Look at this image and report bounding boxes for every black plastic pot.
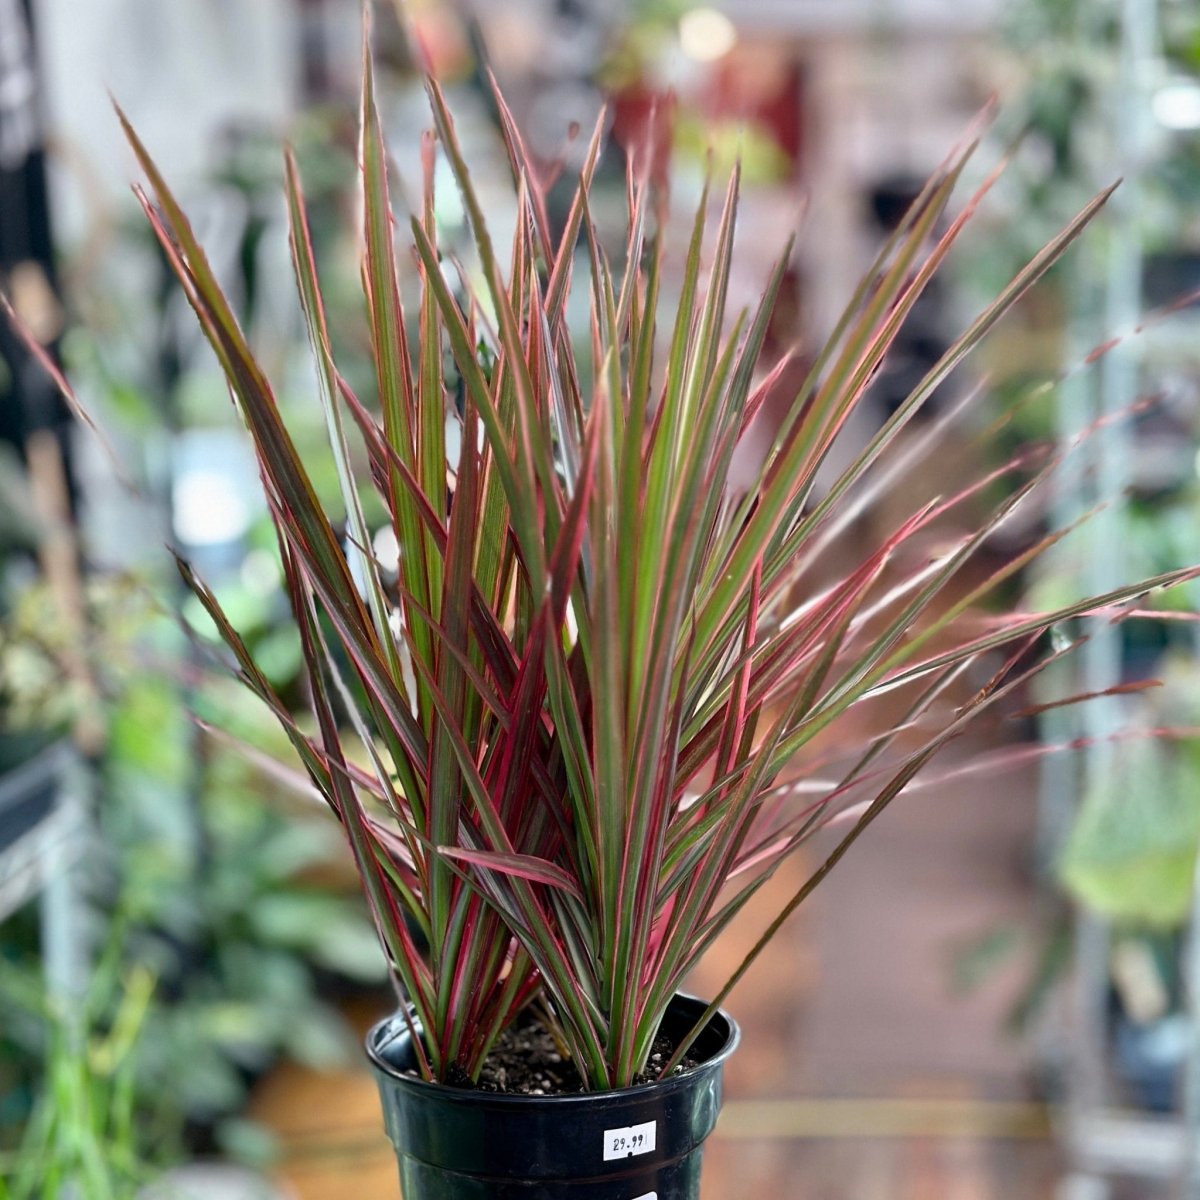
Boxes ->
[366,993,739,1199]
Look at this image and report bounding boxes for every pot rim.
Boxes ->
[364,992,740,1107]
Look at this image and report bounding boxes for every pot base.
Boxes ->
[366,994,739,1199]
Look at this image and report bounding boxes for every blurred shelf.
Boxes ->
[0,743,73,917]
[0,741,89,996]
[1062,1109,1187,1181]
[714,0,1000,34]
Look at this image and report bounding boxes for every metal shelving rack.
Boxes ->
[0,742,89,1000]
[1040,0,1200,1194]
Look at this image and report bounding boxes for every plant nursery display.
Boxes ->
[105,35,1196,1200]
[0,578,388,1178]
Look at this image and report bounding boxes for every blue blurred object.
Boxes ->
[1113,1011,1190,1113]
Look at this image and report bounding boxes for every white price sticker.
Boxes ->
[602,1119,657,1161]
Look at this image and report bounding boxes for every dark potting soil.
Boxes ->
[437,1010,700,1096]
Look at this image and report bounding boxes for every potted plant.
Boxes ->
[101,37,1195,1200]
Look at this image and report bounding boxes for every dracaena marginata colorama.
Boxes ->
[120,51,1196,1089]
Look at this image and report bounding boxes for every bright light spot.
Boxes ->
[240,548,281,595]
[679,8,737,63]
[173,470,250,546]
[1154,82,1200,131]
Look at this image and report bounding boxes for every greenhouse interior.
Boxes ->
[3,0,1200,1197]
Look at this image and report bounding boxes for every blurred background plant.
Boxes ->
[0,950,156,1199]
[0,562,389,1170]
[0,30,389,1174]
[942,0,1200,1150]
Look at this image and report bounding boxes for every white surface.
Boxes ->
[34,0,295,245]
[138,1164,293,1200]
[715,0,1000,34]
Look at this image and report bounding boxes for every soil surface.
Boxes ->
[439,1009,700,1095]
